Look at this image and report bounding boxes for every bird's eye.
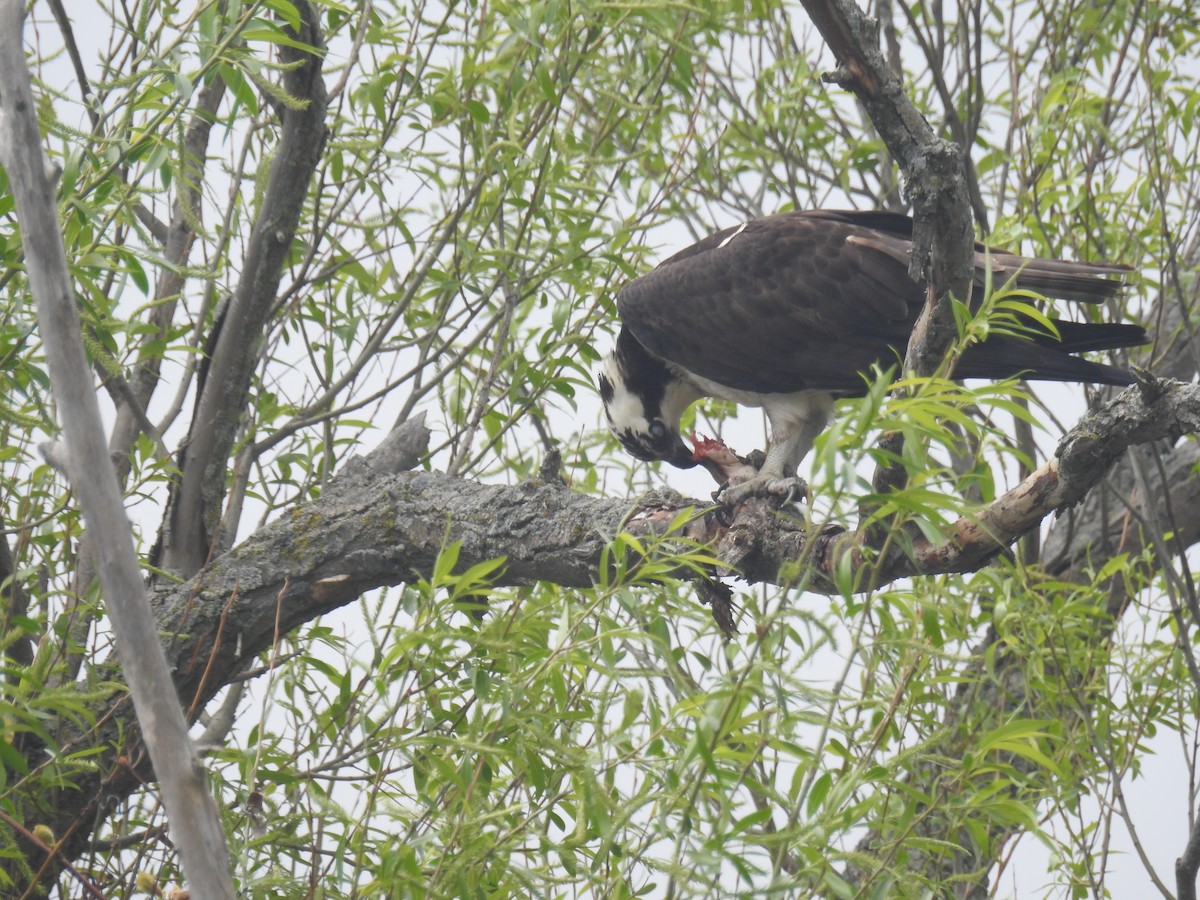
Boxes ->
[648,420,668,440]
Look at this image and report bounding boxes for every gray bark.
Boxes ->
[160,0,329,579]
[0,3,235,897]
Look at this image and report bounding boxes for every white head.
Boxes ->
[598,330,702,469]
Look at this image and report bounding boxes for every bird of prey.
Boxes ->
[599,209,1147,502]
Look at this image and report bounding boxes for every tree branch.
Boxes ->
[22,361,1200,883]
[0,3,235,896]
[124,383,1200,704]
[162,0,329,578]
[797,0,975,503]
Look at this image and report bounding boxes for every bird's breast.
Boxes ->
[675,365,835,427]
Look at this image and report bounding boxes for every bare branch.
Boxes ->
[797,0,975,502]
[162,0,329,578]
[0,4,235,897]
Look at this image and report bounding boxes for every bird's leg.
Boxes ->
[717,441,808,505]
[716,412,828,507]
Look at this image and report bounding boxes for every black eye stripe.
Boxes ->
[617,429,655,461]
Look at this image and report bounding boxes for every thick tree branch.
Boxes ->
[120,380,1200,711]
[162,0,328,578]
[23,369,1200,883]
[0,4,235,897]
[1041,224,1198,578]
[797,0,975,502]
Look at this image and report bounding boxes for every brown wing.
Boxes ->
[616,210,923,394]
[618,209,1143,393]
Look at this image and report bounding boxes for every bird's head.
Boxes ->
[598,330,701,470]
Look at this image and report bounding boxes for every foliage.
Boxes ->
[0,0,1195,897]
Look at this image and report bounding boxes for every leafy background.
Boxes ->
[0,0,1194,896]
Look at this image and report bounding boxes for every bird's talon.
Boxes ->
[717,475,808,508]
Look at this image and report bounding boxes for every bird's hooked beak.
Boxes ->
[667,433,699,469]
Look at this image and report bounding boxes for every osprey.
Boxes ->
[599,209,1147,502]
